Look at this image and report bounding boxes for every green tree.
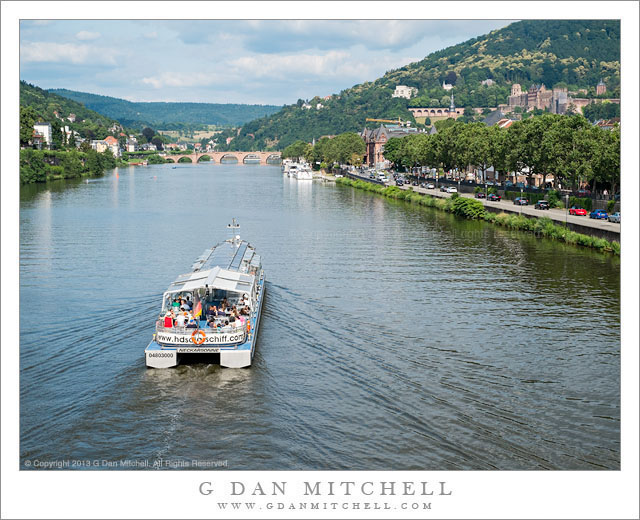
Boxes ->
[142,127,155,143]
[20,106,38,147]
[282,140,308,160]
[542,115,593,190]
[151,136,164,151]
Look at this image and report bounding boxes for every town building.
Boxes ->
[67,113,76,123]
[596,79,607,96]
[126,138,138,152]
[392,85,418,99]
[90,140,108,153]
[103,135,120,157]
[481,79,495,86]
[360,124,421,168]
[442,81,453,91]
[33,122,52,147]
[595,118,620,130]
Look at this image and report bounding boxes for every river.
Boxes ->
[19,163,620,470]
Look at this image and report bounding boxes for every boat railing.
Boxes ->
[155,321,247,335]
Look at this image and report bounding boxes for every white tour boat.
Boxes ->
[288,162,313,180]
[145,220,265,368]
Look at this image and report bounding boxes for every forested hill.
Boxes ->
[49,89,282,129]
[215,19,620,151]
[20,81,124,140]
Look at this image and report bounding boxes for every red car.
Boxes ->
[568,206,587,216]
[487,193,502,202]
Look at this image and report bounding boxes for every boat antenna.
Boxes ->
[227,218,241,243]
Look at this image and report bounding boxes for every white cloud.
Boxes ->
[76,31,101,41]
[141,72,226,89]
[144,31,157,39]
[21,41,115,65]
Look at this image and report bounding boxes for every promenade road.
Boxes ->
[347,173,621,237]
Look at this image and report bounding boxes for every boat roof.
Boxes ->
[165,239,259,295]
[166,265,254,295]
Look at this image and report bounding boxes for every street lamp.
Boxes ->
[519,187,523,215]
[565,194,569,227]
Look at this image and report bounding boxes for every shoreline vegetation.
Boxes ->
[336,177,620,255]
[20,148,124,184]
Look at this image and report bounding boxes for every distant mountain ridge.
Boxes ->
[213,19,620,151]
[49,89,282,128]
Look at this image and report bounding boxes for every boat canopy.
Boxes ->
[165,266,255,296]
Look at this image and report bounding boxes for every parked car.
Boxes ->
[568,206,587,216]
[577,188,591,197]
[446,187,458,193]
[475,192,486,199]
[513,197,528,205]
[590,209,608,219]
[440,185,448,192]
[487,193,502,202]
[426,183,435,189]
[334,174,344,178]
[396,180,404,186]
[412,181,419,186]
[534,200,550,210]
[608,212,620,223]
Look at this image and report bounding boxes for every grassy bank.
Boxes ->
[337,177,620,255]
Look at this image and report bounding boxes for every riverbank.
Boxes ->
[20,148,118,184]
[336,176,620,255]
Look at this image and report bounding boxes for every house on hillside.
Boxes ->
[595,118,620,130]
[482,110,506,126]
[91,140,108,153]
[103,135,120,157]
[33,122,52,148]
[392,85,418,99]
[126,138,139,152]
[67,113,76,123]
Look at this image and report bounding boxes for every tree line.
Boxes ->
[20,148,117,184]
[282,132,366,169]
[383,114,620,194]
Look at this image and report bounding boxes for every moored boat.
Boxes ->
[145,219,265,368]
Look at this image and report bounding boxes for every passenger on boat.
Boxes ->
[186,316,197,329]
[221,320,232,332]
[240,306,249,316]
[175,312,187,327]
[171,298,180,310]
[163,311,174,328]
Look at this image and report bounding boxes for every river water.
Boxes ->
[19,163,620,470]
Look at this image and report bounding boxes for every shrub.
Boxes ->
[547,190,560,207]
[607,200,616,213]
[452,197,486,219]
[568,196,592,211]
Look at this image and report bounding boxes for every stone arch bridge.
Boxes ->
[163,151,281,164]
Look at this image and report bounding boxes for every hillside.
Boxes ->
[20,81,124,141]
[49,89,282,129]
[215,19,620,151]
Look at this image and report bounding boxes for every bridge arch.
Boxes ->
[197,154,212,163]
[266,154,282,165]
[177,156,193,163]
[219,154,239,164]
[242,153,261,164]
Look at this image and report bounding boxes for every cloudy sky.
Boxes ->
[20,20,514,106]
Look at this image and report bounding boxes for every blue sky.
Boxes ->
[20,20,514,105]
